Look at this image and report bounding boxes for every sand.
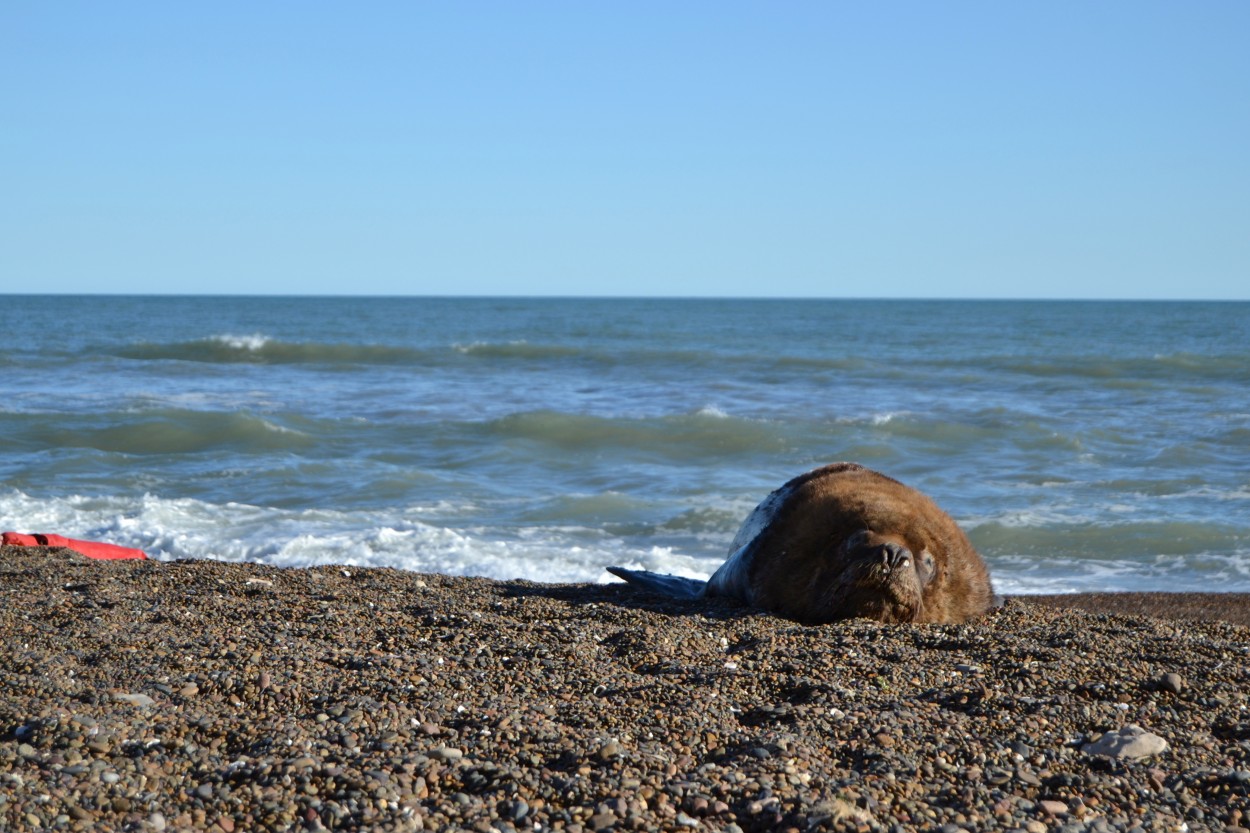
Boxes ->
[2,545,1248,832]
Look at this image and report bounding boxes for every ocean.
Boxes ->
[2,295,1247,595]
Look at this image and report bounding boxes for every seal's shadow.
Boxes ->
[499,580,753,622]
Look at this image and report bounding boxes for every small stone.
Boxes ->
[112,692,157,708]
[675,811,699,827]
[1016,768,1041,786]
[17,743,37,758]
[430,747,464,762]
[150,813,167,831]
[1025,821,1047,833]
[747,797,778,815]
[179,683,200,697]
[1083,725,1169,760]
[1039,800,1068,815]
[598,740,624,761]
[1157,672,1184,694]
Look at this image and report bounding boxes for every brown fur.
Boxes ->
[705,463,995,624]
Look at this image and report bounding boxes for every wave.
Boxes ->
[989,549,1250,595]
[968,518,1244,560]
[932,352,1250,385]
[114,335,430,366]
[0,490,712,585]
[836,408,1086,454]
[452,341,587,361]
[103,334,895,375]
[11,409,313,456]
[104,333,1249,391]
[518,492,655,525]
[479,409,794,457]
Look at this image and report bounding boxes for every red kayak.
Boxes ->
[2,532,148,560]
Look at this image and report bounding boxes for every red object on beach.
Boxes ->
[2,532,148,560]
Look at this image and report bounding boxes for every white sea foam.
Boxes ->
[960,507,1083,529]
[0,490,722,585]
[990,549,1250,595]
[452,340,530,355]
[210,333,271,351]
[830,411,910,427]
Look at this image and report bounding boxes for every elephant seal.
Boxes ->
[608,462,996,624]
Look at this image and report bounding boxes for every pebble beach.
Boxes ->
[3,546,1249,833]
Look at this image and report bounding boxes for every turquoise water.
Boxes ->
[2,295,1248,593]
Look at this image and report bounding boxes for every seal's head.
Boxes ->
[703,462,996,625]
[828,529,935,623]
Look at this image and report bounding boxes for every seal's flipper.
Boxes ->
[606,566,706,600]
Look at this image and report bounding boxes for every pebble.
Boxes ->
[1157,672,1184,694]
[429,747,464,762]
[111,692,157,707]
[1082,725,1169,759]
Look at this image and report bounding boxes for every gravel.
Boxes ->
[3,546,1249,832]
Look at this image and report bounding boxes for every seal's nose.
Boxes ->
[876,542,911,572]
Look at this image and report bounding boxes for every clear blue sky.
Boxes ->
[4,2,1248,299]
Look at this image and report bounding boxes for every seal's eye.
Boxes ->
[845,529,873,551]
[916,549,936,584]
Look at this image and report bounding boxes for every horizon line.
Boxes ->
[3,292,1247,303]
